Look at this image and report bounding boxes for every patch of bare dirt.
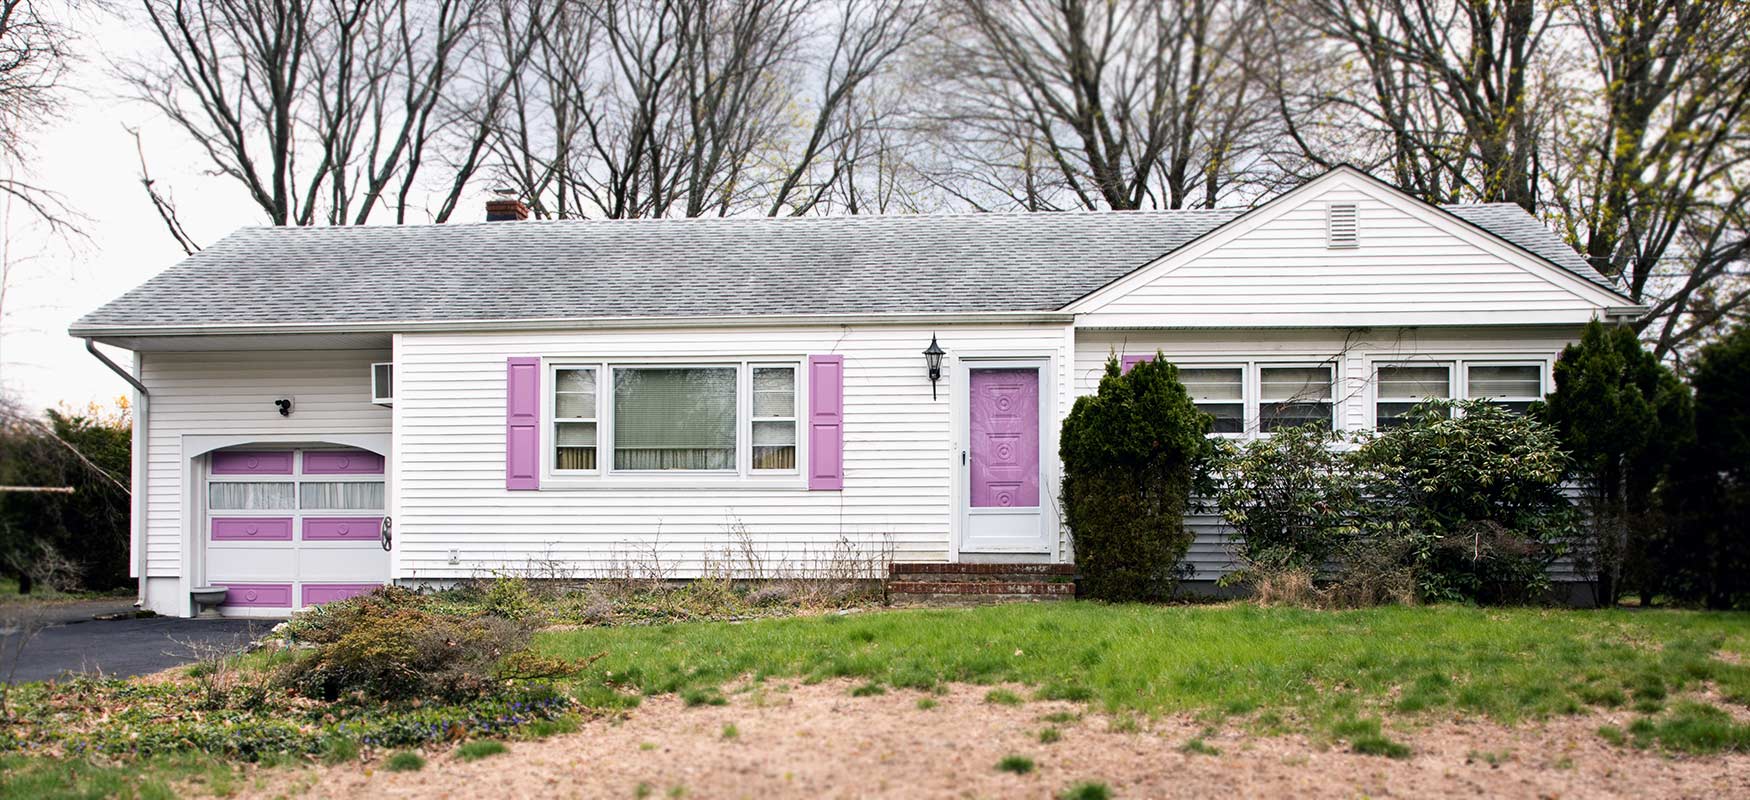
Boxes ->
[240,680,1750,799]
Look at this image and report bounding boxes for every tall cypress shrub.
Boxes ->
[1059,354,1213,601]
[1543,320,1692,603]
[1671,325,1750,608]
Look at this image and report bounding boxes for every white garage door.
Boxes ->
[204,447,390,615]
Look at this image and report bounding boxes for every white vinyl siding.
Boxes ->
[1072,176,1620,328]
[138,349,392,579]
[395,323,1073,577]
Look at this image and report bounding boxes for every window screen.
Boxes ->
[1179,367,1244,434]
[1467,364,1542,414]
[1376,365,1451,427]
[1260,366,1334,432]
[613,367,737,470]
[751,366,797,471]
[554,368,598,470]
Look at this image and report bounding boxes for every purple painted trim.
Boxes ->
[211,450,293,475]
[807,355,844,491]
[211,517,294,541]
[506,357,541,490]
[1120,355,1151,373]
[302,517,383,541]
[301,583,383,606]
[217,583,293,608]
[303,449,385,475]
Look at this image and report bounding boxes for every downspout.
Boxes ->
[84,339,149,609]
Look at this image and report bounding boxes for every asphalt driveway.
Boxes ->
[2,600,272,684]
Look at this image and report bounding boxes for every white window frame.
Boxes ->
[1462,361,1546,411]
[1174,363,1248,439]
[551,366,601,475]
[1256,362,1338,434]
[1143,357,1342,438]
[1364,357,1551,428]
[542,358,806,487]
[748,363,800,474]
[1371,361,1456,428]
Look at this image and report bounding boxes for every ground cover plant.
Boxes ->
[537,602,1750,754]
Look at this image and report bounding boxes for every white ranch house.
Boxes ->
[72,167,1638,618]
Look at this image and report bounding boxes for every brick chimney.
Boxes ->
[486,189,529,221]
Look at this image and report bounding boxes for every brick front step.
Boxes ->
[886,581,1076,597]
[889,562,1075,577]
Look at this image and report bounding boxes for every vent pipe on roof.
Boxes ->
[486,188,529,221]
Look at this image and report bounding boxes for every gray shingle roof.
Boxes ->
[1443,203,1617,291]
[71,202,1617,334]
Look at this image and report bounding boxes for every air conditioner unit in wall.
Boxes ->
[371,362,394,406]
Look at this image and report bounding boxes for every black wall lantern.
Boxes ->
[923,334,946,400]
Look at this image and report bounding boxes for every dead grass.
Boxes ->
[234,679,1750,800]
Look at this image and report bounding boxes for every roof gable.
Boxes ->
[1065,167,1633,328]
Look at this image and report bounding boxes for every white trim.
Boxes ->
[1360,355,1554,428]
[179,433,391,617]
[952,353,1058,558]
[540,358,808,489]
[75,311,1078,340]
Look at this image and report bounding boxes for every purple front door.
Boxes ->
[969,368,1041,508]
[964,365,1047,552]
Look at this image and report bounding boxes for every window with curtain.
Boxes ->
[1260,365,1334,432]
[299,482,386,510]
[1178,367,1244,433]
[752,366,797,470]
[209,482,295,510]
[1375,364,1452,428]
[613,367,737,470]
[554,368,598,471]
[1466,364,1542,414]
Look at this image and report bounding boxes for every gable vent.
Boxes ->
[1326,202,1360,248]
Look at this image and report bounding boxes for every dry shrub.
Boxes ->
[1249,566,1316,607]
[278,587,539,703]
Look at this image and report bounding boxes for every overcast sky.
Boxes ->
[0,8,263,414]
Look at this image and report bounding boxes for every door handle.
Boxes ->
[961,450,967,465]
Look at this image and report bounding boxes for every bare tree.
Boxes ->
[124,0,534,228]
[927,0,1276,212]
[1278,0,1558,211]
[490,0,924,219]
[1547,0,1750,359]
[0,0,85,234]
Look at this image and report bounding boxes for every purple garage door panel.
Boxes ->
[303,449,385,475]
[211,450,294,475]
[968,368,1040,508]
[302,583,383,606]
[211,517,294,541]
[219,583,294,607]
[303,517,383,541]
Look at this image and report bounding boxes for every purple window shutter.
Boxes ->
[506,357,541,491]
[808,355,844,490]
[1121,355,1149,373]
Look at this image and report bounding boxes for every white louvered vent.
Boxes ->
[1326,202,1360,248]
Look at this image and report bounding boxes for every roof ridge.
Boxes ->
[227,206,1247,233]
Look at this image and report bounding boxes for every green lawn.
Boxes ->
[538,603,1750,749]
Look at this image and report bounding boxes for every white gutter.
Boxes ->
[84,339,149,609]
[68,310,1077,340]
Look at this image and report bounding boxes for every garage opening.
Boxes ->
[203,447,389,615]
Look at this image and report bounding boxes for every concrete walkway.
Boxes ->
[2,600,272,684]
